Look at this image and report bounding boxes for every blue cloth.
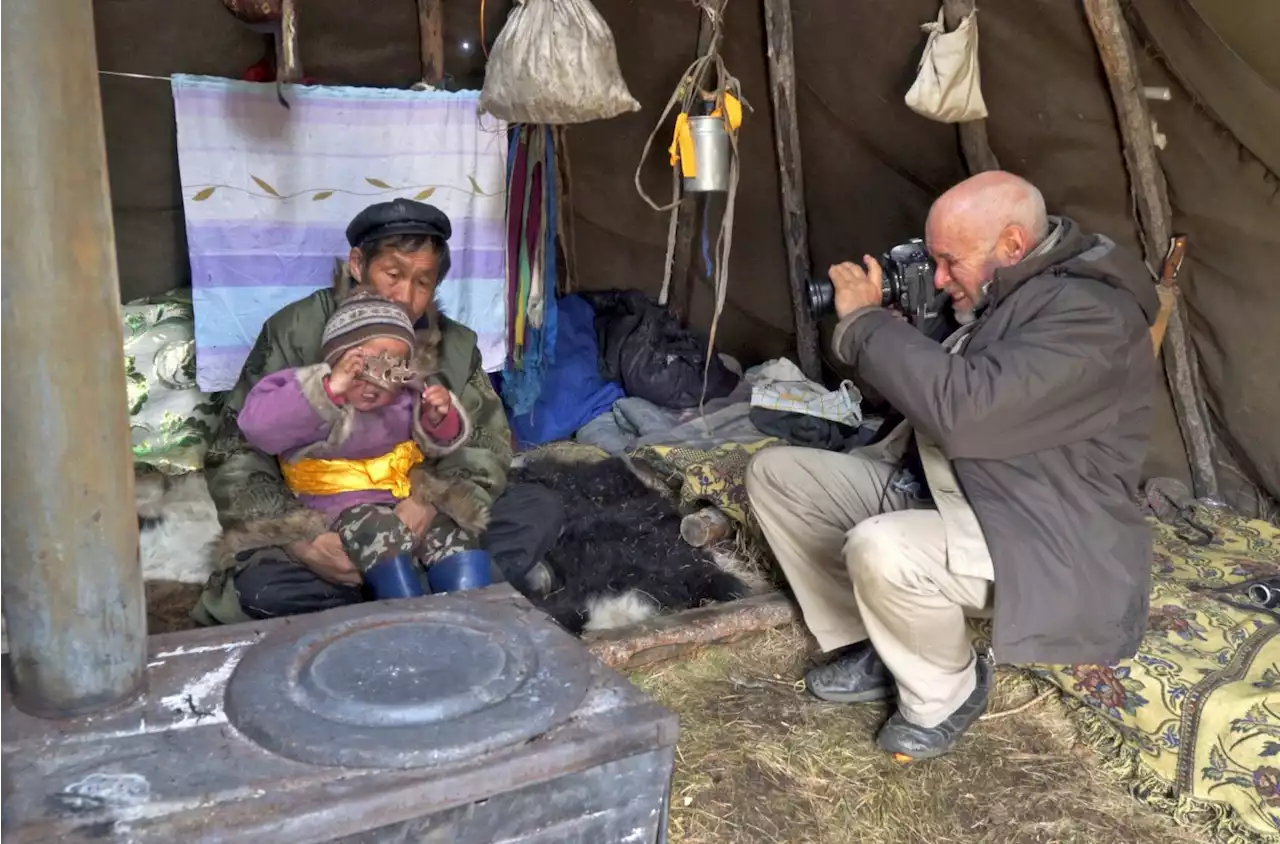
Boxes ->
[509,295,624,446]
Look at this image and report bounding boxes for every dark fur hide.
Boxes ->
[511,457,749,633]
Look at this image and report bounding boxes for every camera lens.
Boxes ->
[880,254,901,309]
[805,276,836,317]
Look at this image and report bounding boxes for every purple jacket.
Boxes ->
[238,363,468,525]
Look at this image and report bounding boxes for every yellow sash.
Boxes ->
[281,441,424,499]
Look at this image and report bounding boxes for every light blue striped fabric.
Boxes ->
[172,75,509,391]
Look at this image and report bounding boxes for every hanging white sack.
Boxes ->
[904,8,988,123]
[479,0,641,125]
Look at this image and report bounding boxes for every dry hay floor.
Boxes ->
[631,624,1211,844]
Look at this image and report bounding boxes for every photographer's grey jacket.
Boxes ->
[832,217,1160,665]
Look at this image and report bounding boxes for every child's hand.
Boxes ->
[421,384,453,426]
[327,348,366,395]
[394,497,436,539]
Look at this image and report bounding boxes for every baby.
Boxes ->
[236,291,488,587]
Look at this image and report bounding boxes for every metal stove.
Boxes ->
[2,586,678,843]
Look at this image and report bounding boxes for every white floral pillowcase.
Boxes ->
[124,289,218,474]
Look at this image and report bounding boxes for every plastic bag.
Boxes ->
[582,290,739,410]
[750,379,863,427]
[479,0,641,125]
[904,8,988,124]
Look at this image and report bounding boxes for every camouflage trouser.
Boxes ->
[332,503,479,573]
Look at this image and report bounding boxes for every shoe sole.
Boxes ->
[883,745,955,763]
[808,686,895,704]
[876,659,993,760]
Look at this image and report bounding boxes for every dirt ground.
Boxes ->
[631,624,1210,844]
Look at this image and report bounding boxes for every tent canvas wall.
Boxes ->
[93,0,1278,511]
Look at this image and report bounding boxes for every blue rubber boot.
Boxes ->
[427,549,494,594]
[364,553,426,600]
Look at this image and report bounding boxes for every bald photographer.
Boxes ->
[746,171,1160,761]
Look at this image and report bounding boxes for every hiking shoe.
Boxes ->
[805,641,895,703]
[875,655,992,761]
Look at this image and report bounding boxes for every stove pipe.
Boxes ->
[2,0,148,718]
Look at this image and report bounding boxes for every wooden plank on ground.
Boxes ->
[585,592,799,670]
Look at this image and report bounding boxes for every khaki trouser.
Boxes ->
[746,446,994,727]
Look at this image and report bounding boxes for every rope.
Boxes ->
[631,0,746,411]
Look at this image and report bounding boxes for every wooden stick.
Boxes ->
[1082,0,1220,501]
[278,0,301,83]
[417,0,444,87]
[1149,285,1175,354]
[585,592,798,669]
[1149,234,1186,354]
[668,10,717,323]
[762,0,823,382]
[941,0,999,174]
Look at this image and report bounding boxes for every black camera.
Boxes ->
[806,238,943,331]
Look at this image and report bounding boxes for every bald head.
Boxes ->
[929,171,1048,244]
[925,171,1050,312]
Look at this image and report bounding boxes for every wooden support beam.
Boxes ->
[667,12,717,323]
[585,592,799,670]
[279,0,301,82]
[762,0,823,382]
[941,0,999,174]
[417,0,444,87]
[1082,0,1220,501]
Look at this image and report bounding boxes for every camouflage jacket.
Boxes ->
[203,286,513,561]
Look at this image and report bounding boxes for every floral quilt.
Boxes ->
[125,289,218,475]
[631,438,784,524]
[1037,508,1280,841]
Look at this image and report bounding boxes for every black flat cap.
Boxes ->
[345,199,452,247]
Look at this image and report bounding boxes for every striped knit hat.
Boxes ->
[321,292,416,366]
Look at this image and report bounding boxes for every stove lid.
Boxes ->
[224,595,591,769]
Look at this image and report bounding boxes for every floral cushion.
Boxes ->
[1036,508,1280,840]
[125,290,218,474]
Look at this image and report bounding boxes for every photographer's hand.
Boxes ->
[829,256,884,318]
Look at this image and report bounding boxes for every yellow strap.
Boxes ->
[281,440,425,499]
[669,112,698,179]
[710,92,743,131]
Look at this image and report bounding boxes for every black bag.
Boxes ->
[581,290,739,409]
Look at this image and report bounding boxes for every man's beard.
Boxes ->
[956,252,1008,317]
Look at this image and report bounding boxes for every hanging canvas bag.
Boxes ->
[479,0,641,125]
[904,8,988,123]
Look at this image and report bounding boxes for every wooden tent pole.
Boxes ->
[417,0,444,87]
[1082,0,1220,501]
[668,10,718,324]
[942,0,999,174]
[762,0,822,381]
[279,0,301,83]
